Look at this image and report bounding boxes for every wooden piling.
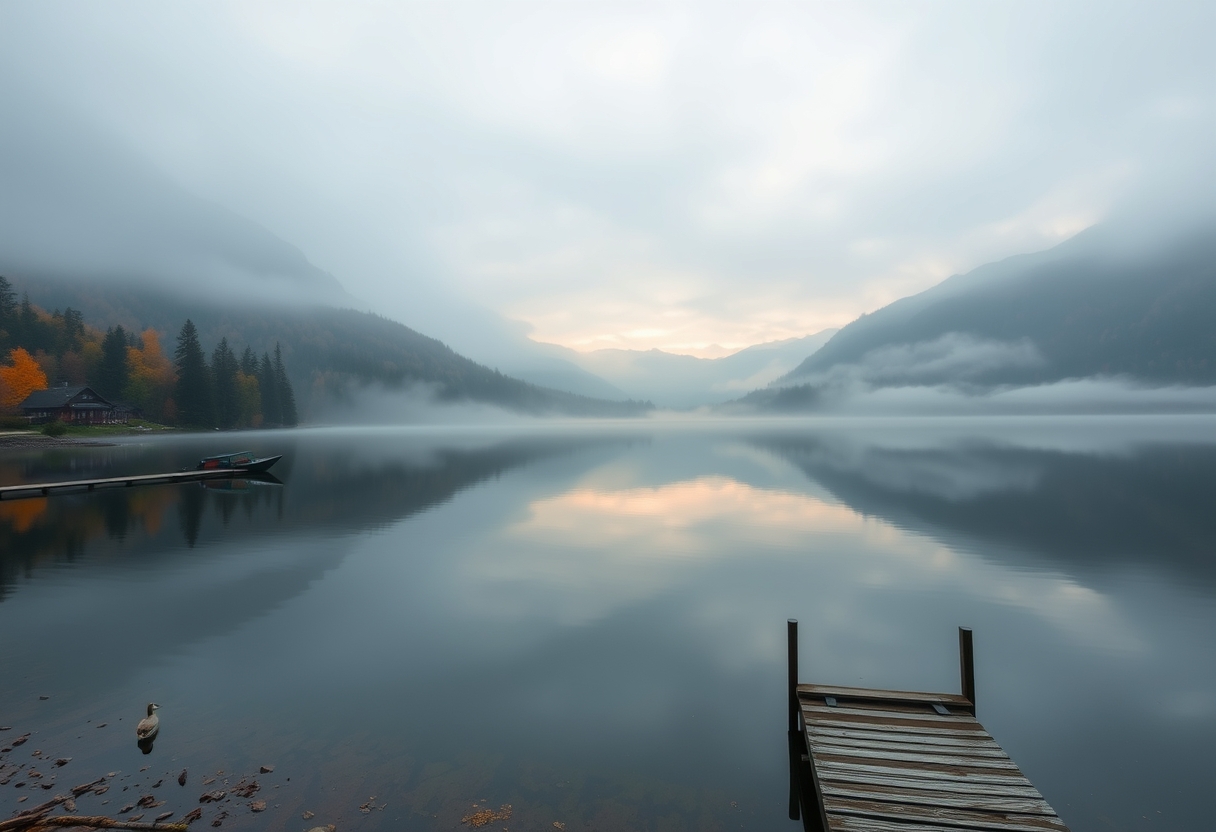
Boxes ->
[959,626,975,716]
[788,619,799,734]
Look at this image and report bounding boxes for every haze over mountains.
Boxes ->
[0,105,655,419]
[5,88,1216,419]
[745,220,1216,413]
[0,93,834,416]
[556,331,837,409]
[0,99,350,310]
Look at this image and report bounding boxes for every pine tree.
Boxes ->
[273,343,298,426]
[211,337,240,430]
[0,276,15,320]
[258,352,282,427]
[0,276,16,350]
[97,325,130,399]
[174,319,214,427]
[240,346,258,376]
[61,308,85,352]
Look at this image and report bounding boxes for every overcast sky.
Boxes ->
[1,1,1214,357]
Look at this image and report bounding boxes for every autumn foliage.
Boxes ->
[0,348,49,412]
[125,329,177,422]
[0,275,298,427]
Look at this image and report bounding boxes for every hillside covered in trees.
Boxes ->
[0,276,297,428]
[3,275,653,421]
[779,224,1216,390]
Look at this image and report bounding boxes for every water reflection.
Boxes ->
[0,423,1213,831]
[0,433,622,600]
[757,431,1216,586]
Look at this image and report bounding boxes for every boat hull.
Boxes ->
[196,454,283,473]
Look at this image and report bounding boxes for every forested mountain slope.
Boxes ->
[7,275,652,418]
[781,224,1216,388]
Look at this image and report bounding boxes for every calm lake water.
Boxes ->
[2,418,1215,831]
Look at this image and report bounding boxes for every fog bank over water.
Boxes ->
[742,377,1216,417]
[309,383,535,426]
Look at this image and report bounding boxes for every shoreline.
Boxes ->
[0,432,116,449]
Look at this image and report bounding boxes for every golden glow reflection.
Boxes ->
[512,475,875,555]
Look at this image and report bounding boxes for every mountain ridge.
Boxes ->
[552,330,838,408]
[775,223,1216,392]
[5,273,654,419]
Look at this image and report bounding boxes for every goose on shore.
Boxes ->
[136,704,160,740]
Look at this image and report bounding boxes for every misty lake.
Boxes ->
[2,418,1215,832]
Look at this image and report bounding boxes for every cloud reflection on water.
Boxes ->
[475,470,1144,660]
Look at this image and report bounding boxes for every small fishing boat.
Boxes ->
[195,451,282,473]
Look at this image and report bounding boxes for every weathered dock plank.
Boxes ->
[816,770,1045,800]
[813,758,1036,788]
[810,741,1019,766]
[786,621,1069,832]
[810,726,1003,750]
[818,783,1055,815]
[810,733,1007,757]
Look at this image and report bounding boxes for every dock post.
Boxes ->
[959,626,975,716]
[787,618,801,823]
[788,619,799,733]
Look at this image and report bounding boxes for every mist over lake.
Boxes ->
[3,4,1216,829]
[2,418,1213,831]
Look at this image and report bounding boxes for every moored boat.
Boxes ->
[196,451,283,473]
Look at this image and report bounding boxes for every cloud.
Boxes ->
[803,333,1046,388]
[452,472,1146,658]
[761,376,1216,417]
[0,2,1214,359]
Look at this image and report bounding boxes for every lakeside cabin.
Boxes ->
[19,384,122,425]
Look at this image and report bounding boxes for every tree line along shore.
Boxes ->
[0,276,296,430]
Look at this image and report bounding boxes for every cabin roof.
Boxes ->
[20,386,114,410]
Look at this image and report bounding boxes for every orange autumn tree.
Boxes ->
[0,348,49,412]
[125,329,176,421]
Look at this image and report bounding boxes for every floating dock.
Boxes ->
[0,468,269,501]
[787,622,1069,832]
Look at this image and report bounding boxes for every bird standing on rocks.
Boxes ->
[136,704,160,740]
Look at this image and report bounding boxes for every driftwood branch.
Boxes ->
[3,796,71,825]
[70,781,107,798]
[9,817,186,832]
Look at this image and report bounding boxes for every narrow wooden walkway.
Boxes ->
[0,468,262,501]
[787,623,1069,832]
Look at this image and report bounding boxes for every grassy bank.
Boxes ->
[0,419,178,439]
[57,419,177,437]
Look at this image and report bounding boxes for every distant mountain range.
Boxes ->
[743,223,1216,410]
[535,331,837,409]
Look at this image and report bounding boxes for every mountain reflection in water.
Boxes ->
[0,421,1213,832]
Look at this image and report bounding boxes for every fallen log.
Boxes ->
[8,817,187,832]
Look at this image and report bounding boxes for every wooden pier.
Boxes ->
[787,621,1069,832]
[0,468,269,501]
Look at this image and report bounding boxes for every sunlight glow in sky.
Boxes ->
[1,2,1213,358]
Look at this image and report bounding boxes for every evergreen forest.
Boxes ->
[0,275,297,428]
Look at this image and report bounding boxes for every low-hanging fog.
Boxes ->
[1,1,1215,414]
